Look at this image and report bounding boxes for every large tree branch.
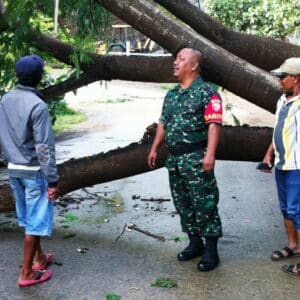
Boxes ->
[97,0,281,113]
[0,125,272,212]
[41,56,174,100]
[154,0,300,71]
[26,29,174,99]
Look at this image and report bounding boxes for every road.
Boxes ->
[0,80,298,300]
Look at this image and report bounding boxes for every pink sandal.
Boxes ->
[18,269,52,287]
[32,253,54,271]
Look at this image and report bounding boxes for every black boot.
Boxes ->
[197,237,219,272]
[177,234,204,261]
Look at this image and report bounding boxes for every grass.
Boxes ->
[49,99,86,133]
[53,111,86,133]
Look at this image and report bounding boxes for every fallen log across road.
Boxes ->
[0,125,273,212]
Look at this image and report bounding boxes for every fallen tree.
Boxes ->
[97,0,280,113]
[0,8,282,112]
[154,0,300,71]
[0,125,272,212]
[29,28,281,113]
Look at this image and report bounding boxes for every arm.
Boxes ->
[32,103,60,199]
[147,122,165,169]
[202,123,221,172]
[259,143,274,173]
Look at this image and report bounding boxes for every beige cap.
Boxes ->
[271,57,300,77]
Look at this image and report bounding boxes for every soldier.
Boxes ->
[147,47,223,271]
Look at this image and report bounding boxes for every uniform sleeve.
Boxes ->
[204,93,223,124]
[158,92,170,125]
[31,102,59,185]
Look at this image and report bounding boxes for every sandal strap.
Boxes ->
[282,246,295,256]
[272,250,284,258]
[272,246,295,259]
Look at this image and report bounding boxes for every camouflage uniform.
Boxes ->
[159,77,222,237]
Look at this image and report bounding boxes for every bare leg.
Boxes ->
[34,237,46,265]
[19,235,40,280]
[271,219,299,259]
[284,219,298,250]
[291,230,300,273]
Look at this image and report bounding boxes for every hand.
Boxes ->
[47,186,60,201]
[257,160,273,173]
[202,153,215,172]
[147,149,157,169]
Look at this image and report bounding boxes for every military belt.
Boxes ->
[168,141,207,156]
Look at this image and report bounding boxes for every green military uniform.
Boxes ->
[159,77,222,237]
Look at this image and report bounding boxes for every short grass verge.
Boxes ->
[53,109,86,133]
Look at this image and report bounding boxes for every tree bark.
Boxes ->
[154,0,300,71]
[19,26,280,113]
[31,30,281,113]
[41,56,175,100]
[0,125,272,212]
[27,29,174,98]
[97,0,281,113]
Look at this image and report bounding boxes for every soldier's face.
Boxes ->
[173,49,195,81]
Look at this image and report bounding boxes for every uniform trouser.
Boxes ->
[167,152,222,238]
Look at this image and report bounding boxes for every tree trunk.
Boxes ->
[0,125,272,212]
[25,26,280,113]
[97,0,280,113]
[41,56,175,100]
[154,0,300,71]
[31,29,281,113]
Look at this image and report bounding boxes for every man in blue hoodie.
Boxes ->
[0,55,59,286]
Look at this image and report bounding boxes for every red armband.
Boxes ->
[204,94,222,124]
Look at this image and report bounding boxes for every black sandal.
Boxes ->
[271,246,300,261]
[282,263,300,276]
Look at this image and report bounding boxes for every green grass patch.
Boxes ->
[49,100,86,133]
[151,277,177,288]
[53,111,86,133]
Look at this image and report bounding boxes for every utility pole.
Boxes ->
[54,0,59,34]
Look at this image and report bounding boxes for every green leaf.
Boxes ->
[106,292,121,300]
[151,278,178,288]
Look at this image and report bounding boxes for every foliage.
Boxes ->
[106,292,121,300]
[203,0,300,38]
[151,278,178,288]
[0,0,112,92]
[61,213,80,223]
[59,0,112,40]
